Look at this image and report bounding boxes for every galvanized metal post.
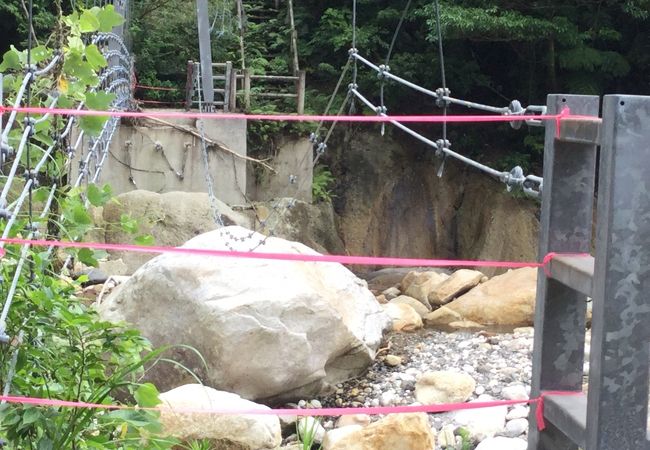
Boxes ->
[528,94,600,450]
[224,61,233,112]
[244,69,251,110]
[586,95,650,449]
[196,0,215,111]
[296,70,306,115]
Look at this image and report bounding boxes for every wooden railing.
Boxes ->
[185,60,306,114]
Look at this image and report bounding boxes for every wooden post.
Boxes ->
[229,69,238,111]
[287,0,299,75]
[236,0,246,70]
[244,69,251,111]
[184,60,195,110]
[196,0,215,111]
[224,61,233,112]
[296,70,306,115]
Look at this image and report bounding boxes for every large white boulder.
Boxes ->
[158,384,281,449]
[98,226,391,403]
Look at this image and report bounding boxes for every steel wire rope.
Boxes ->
[195,67,225,228]
[434,0,448,177]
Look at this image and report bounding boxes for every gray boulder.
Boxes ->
[98,226,390,403]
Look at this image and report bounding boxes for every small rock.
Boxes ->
[437,424,456,447]
[475,386,486,396]
[415,371,476,404]
[403,271,449,307]
[382,303,423,331]
[428,269,484,306]
[449,320,485,330]
[375,294,388,304]
[336,414,371,428]
[322,425,363,449]
[502,385,529,400]
[503,418,528,437]
[506,405,529,420]
[384,354,403,367]
[423,306,463,327]
[475,436,527,450]
[390,295,431,316]
[324,413,436,450]
[380,390,396,406]
[381,286,401,300]
[452,397,507,441]
[309,399,322,409]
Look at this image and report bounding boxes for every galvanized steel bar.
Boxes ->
[528,94,600,450]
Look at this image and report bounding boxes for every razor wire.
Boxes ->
[0,2,134,400]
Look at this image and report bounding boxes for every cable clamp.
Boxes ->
[378,64,391,79]
[523,175,543,198]
[502,166,525,192]
[347,83,358,92]
[435,88,451,108]
[434,139,450,157]
[316,142,327,154]
[289,174,298,184]
[0,208,11,220]
[507,100,525,130]
[309,132,318,143]
[348,48,358,58]
[24,170,39,186]
[25,222,39,233]
[375,105,387,115]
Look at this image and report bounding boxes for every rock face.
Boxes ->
[324,413,435,450]
[103,190,251,273]
[158,384,281,449]
[427,269,484,306]
[98,226,391,403]
[415,371,476,404]
[435,268,537,326]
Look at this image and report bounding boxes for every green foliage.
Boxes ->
[312,166,335,203]
[297,417,323,450]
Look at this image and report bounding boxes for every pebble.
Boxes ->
[319,328,535,449]
[503,418,529,437]
[384,354,402,366]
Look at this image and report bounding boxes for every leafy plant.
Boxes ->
[312,165,335,203]
[296,416,323,450]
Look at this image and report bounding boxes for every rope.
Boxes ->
[434,0,448,177]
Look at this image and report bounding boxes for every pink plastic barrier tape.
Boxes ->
[0,104,593,124]
[0,236,563,269]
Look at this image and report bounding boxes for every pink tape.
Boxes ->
[0,105,567,123]
[0,393,534,417]
[0,237,540,268]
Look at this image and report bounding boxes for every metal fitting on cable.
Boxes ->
[523,175,543,198]
[66,146,75,158]
[378,64,391,79]
[289,174,297,184]
[347,83,358,92]
[502,166,525,192]
[316,142,327,155]
[78,160,87,171]
[309,132,318,143]
[434,139,450,158]
[507,100,525,130]
[0,209,10,220]
[24,169,39,187]
[348,48,358,58]
[435,87,451,108]
[375,105,387,115]
[25,222,39,234]
[154,141,163,152]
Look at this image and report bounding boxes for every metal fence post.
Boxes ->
[224,61,233,112]
[296,70,306,115]
[528,94,600,450]
[586,95,650,449]
[196,0,215,111]
[244,69,251,110]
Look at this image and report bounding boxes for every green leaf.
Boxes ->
[79,10,100,33]
[62,52,98,86]
[78,116,109,137]
[85,91,116,110]
[97,5,125,32]
[77,248,98,267]
[85,44,107,71]
[86,183,112,207]
[21,407,41,425]
[0,48,22,72]
[73,204,92,225]
[134,235,155,246]
[134,383,161,408]
[30,45,51,65]
[120,214,138,234]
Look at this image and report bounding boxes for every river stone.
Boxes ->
[427,269,484,306]
[423,306,463,327]
[325,413,435,450]
[415,371,476,404]
[158,384,281,449]
[389,295,430,316]
[444,267,537,325]
[475,436,527,450]
[402,271,449,307]
[452,396,508,441]
[98,226,391,403]
[382,303,423,332]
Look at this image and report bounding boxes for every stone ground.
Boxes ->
[290,327,536,449]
